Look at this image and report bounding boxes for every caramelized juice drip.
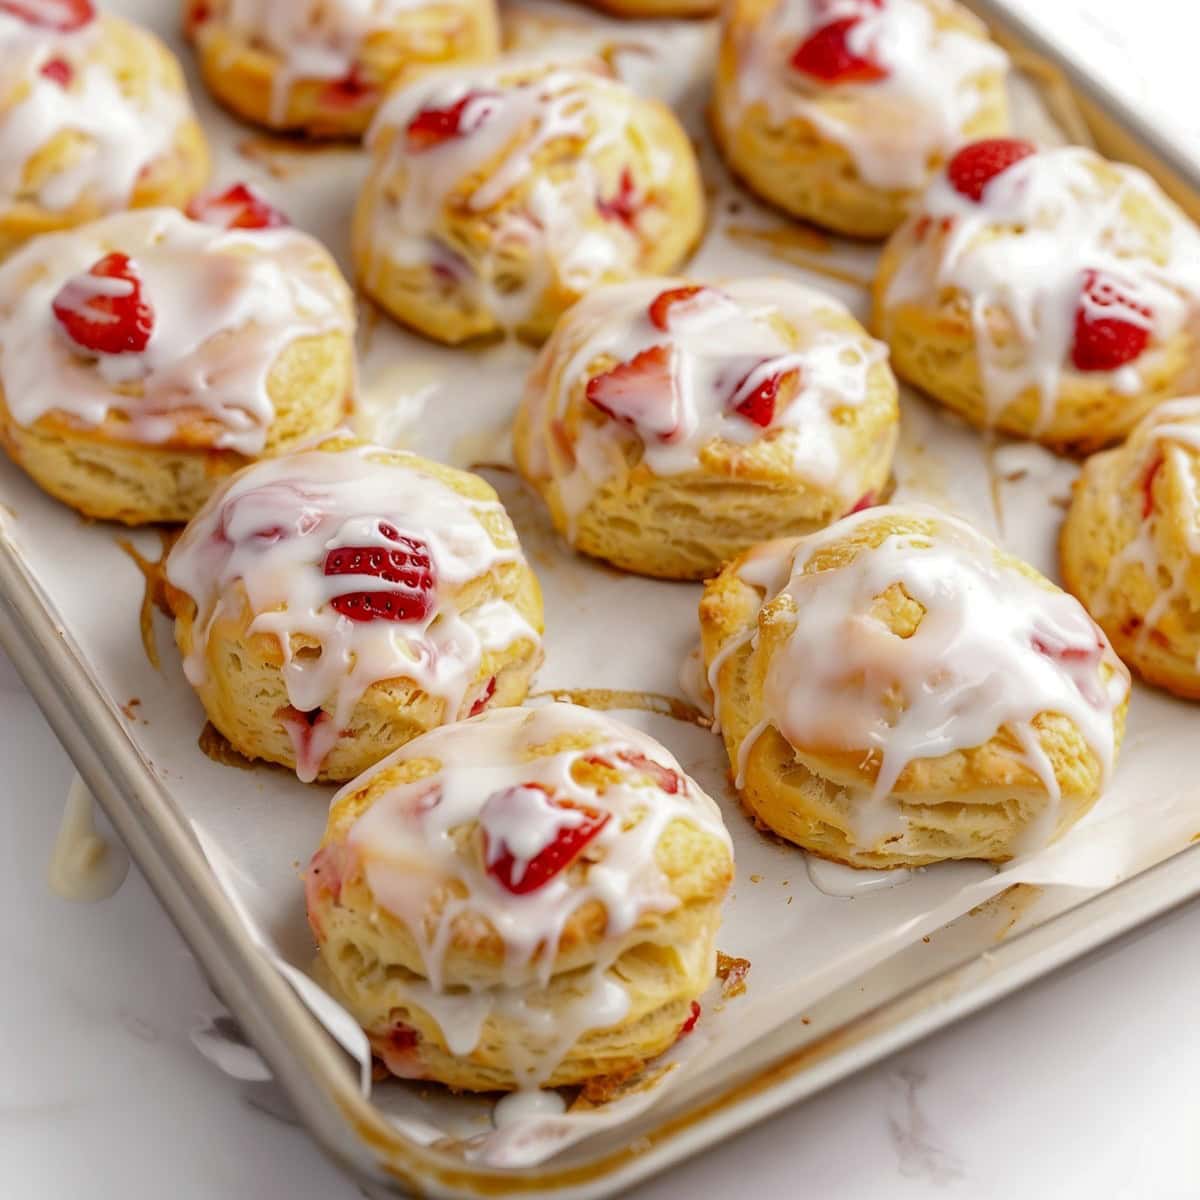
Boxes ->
[236,135,359,181]
[724,224,872,290]
[716,951,751,999]
[197,722,259,771]
[116,529,179,670]
[529,687,710,729]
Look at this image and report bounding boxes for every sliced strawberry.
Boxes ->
[946,138,1036,202]
[320,65,378,111]
[39,58,72,86]
[482,786,610,895]
[405,90,499,153]
[52,252,154,356]
[187,182,290,231]
[468,676,496,717]
[323,524,435,623]
[387,1022,419,1052]
[597,167,641,229]
[849,491,876,514]
[585,344,680,441]
[1141,455,1164,519]
[790,17,888,84]
[1070,269,1153,372]
[0,0,94,30]
[678,1000,701,1038]
[305,843,347,908]
[648,285,715,332]
[728,365,799,428]
[617,750,682,794]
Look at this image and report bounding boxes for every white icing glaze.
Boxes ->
[492,1087,566,1129]
[523,277,888,528]
[804,853,911,896]
[165,442,538,781]
[1100,397,1200,661]
[215,0,429,124]
[885,147,1200,430]
[363,61,659,329]
[726,0,1007,190]
[709,506,1129,850]
[0,208,351,453]
[47,773,129,903]
[0,14,190,212]
[340,702,730,1087]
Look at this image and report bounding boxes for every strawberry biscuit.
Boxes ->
[306,703,733,1091]
[514,276,898,579]
[0,2,209,257]
[873,142,1200,451]
[164,436,544,783]
[0,199,354,523]
[712,0,1009,238]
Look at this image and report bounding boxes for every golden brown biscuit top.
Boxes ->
[0,206,352,452]
[165,438,539,781]
[723,0,1007,190]
[707,506,1129,839]
[311,702,732,977]
[0,9,192,211]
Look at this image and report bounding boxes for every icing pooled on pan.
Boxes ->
[315,703,730,1085]
[0,7,191,212]
[712,507,1129,849]
[884,143,1200,431]
[1097,397,1200,657]
[728,0,1007,190]
[362,60,667,329]
[192,0,432,125]
[166,442,539,782]
[0,207,351,453]
[522,277,888,526]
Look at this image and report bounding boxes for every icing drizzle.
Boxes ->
[725,0,1008,191]
[331,702,730,1086]
[165,442,539,781]
[0,14,191,212]
[521,277,888,527]
[885,146,1200,430]
[0,208,352,453]
[710,506,1129,850]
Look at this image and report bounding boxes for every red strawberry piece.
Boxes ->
[946,137,1036,202]
[468,675,496,717]
[187,182,290,231]
[728,365,799,428]
[617,750,682,794]
[790,17,888,84]
[648,285,715,332]
[678,1000,701,1038]
[52,252,154,356]
[483,786,610,895]
[849,491,876,514]
[0,0,94,30]
[1071,269,1153,372]
[405,90,499,153]
[1141,455,1164,519]
[39,58,72,86]
[320,64,378,111]
[597,167,640,229]
[388,1023,419,1052]
[585,344,680,441]
[323,524,436,623]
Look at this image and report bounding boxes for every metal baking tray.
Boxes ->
[2,1,1198,1195]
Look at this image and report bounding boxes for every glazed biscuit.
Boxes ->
[183,0,499,139]
[0,5,209,257]
[1061,397,1200,699]
[0,202,355,524]
[353,57,704,345]
[514,277,899,579]
[305,703,733,1092]
[164,436,545,784]
[711,0,1009,238]
[874,142,1200,453]
[699,506,1131,868]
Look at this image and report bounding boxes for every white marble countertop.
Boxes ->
[6,2,1200,1197]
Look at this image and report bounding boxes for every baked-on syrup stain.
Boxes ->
[529,687,710,729]
[116,528,178,671]
[724,223,872,289]
[197,722,259,771]
[716,951,751,999]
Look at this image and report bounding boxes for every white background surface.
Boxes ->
[5,2,1200,1198]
